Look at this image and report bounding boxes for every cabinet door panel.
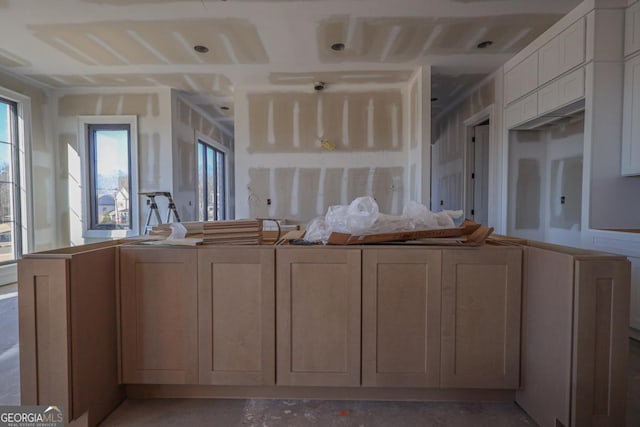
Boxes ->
[277,248,361,386]
[441,248,522,389]
[560,18,585,74]
[362,249,441,387]
[622,56,640,175]
[120,247,198,384]
[198,247,275,385]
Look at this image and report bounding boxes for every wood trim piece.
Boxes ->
[197,247,275,386]
[362,248,441,387]
[572,259,630,427]
[276,248,361,387]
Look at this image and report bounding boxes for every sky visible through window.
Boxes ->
[95,129,128,177]
[0,103,9,169]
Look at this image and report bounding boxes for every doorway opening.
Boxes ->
[466,118,490,226]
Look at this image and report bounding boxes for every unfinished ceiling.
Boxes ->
[0,0,583,131]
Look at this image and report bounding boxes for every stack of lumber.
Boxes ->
[202,219,263,245]
[148,222,203,239]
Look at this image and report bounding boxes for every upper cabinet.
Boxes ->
[622,54,640,175]
[625,1,640,57]
[503,17,586,128]
[538,18,586,86]
[504,53,539,105]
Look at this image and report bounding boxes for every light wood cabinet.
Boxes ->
[622,54,640,175]
[362,248,441,387]
[197,247,275,386]
[625,1,640,57]
[18,243,124,426]
[440,248,522,389]
[120,246,198,384]
[276,248,361,387]
[516,244,630,427]
[538,18,585,85]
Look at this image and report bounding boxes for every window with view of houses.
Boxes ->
[198,140,226,221]
[80,116,138,238]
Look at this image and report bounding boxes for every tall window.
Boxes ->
[198,140,226,221]
[79,116,138,238]
[87,124,131,230]
[0,98,20,263]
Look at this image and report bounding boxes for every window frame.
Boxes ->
[78,115,139,239]
[196,133,229,221]
[0,87,32,269]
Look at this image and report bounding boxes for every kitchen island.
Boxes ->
[18,240,629,426]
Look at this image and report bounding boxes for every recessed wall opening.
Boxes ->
[507,112,585,247]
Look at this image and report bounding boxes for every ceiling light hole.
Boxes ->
[476,40,493,49]
[331,42,345,51]
[431,97,439,102]
[220,106,230,111]
[194,45,209,53]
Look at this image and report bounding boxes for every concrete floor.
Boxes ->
[1,286,639,426]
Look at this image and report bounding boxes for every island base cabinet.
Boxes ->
[198,247,275,386]
[362,248,442,387]
[119,247,198,384]
[276,248,361,387]
[440,248,522,389]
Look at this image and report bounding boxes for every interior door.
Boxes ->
[471,124,490,225]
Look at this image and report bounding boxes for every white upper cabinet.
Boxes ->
[539,18,586,85]
[625,1,640,57]
[505,53,539,105]
[537,67,585,116]
[621,54,640,175]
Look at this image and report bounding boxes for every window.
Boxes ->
[197,140,226,221]
[79,116,138,238]
[0,98,20,263]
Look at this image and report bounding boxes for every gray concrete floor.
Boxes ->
[0,286,638,426]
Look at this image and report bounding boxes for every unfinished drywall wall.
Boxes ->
[507,116,585,247]
[0,71,57,252]
[431,77,495,213]
[53,88,173,245]
[236,82,417,223]
[406,67,431,203]
[247,91,402,153]
[171,91,235,221]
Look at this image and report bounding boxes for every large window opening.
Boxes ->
[197,140,226,221]
[0,98,20,264]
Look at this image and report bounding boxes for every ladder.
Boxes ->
[140,192,181,234]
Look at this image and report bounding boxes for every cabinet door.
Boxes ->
[622,55,640,175]
[120,247,198,384]
[505,92,538,128]
[441,248,522,389]
[625,2,640,57]
[198,247,275,386]
[276,248,361,386]
[504,53,539,105]
[362,249,441,387]
[539,18,585,85]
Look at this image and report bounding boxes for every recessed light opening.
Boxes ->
[194,45,209,53]
[476,40,493,49]
[431,97,439,102]
[220,106,230,111]
[331,42,345,51]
